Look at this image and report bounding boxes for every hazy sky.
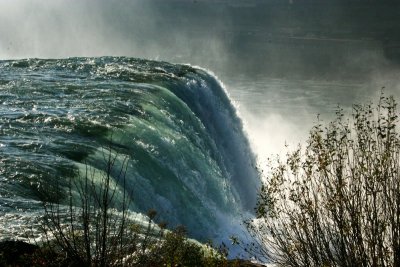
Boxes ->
[1,0,399,80]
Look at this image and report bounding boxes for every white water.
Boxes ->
[225,75,400,172]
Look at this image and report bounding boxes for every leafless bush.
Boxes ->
[41,143,139,266]
[247,95,400,266]
[39,141,228,266]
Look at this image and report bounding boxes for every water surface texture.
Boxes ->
[0,57,259,241]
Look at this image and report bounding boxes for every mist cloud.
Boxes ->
[1,0,399,81]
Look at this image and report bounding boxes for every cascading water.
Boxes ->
[0,57,259,242]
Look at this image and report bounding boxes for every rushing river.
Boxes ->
[0,57,260,243]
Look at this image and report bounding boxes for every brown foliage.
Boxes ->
[248,95,400,266]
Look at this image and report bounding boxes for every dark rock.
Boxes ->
[0,240,39,265]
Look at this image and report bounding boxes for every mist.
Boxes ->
[2,0,399,73]
[0,0,231,67]
[1,0,400,157]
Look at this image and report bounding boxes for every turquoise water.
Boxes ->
[0,57,259,242]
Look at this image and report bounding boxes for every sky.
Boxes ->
[1,0,400,79]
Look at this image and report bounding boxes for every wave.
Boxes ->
[0,57,259,241]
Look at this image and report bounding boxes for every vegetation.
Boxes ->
[1,139,265,266]
[133,225,228,267]
[40,144,135,266]
[1,227,230,267]
[34,143,229,266]
[246,95,400,266]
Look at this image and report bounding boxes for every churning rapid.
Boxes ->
[0,57,259,241]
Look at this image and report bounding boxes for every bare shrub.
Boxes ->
[39,141,229,266]
[40,143,137,266]
[248,95,400,266]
